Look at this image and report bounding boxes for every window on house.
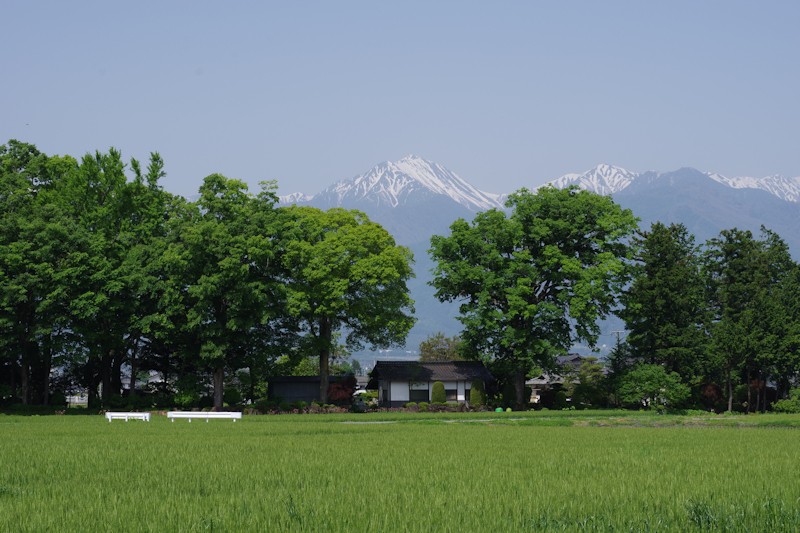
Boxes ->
[409,382,429,402]
[445,388,458,401]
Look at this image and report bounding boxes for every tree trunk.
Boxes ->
[726,366,733,413]
[20,358,29,405]
[111,350,124,398]
[40,342,52,405]
[128,348,138,404]
[101,349,113,406]
[514,369,526,411]
[213,366,224,410]
[319,318,332,404]
[746,369,752,414]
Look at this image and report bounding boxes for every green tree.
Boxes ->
[469,379,486,407]
[179,175,282,409]
[568,356,608,408]
[278,206,415,403]
[430,186,638,408]
[704,228,795,412]
[620,222,708,384]
[0,141,77,404]
[418,332,463,362]
[618,363,690,409]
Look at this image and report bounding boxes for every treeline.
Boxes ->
[430,187,800,412]
[0,141,414,409]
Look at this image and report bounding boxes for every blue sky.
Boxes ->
[3,1,799,197]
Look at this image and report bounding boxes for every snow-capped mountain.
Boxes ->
[549,164,800,203]
[707,173,800,203]
[547,164,638,195]
[282,155,504,211]
[278,192,312,204]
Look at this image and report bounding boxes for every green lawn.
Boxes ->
[1,411,799,531]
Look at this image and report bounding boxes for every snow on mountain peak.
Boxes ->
[547,164,638,195]
[278,192,312,204]
[320,155,504,211]
[706,172,800,202]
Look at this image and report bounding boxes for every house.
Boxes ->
[367,361,494,407]
[525,354,593,404]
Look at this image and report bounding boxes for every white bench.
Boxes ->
[105,412,151,422]
[167,411,242,422]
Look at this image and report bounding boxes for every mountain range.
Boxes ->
[280,156,800,360]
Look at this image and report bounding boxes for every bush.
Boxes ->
[618,364,690,409]
[469,380,486,407]
[773,389,800,413]
[431,381,446,404]
[48,391,67,407]
[223,387,242,406]
[469,379,486,407]
[418,401,429,412]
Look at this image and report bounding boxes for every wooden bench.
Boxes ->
[166,411,242,422]
[105,412,151,422]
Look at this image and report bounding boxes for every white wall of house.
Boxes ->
[380,379,478,404]
[390,381,410,403]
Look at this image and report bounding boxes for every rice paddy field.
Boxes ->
[2,410,800,532]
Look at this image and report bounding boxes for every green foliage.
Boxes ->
[431,381,446,404]
[469,380,486,407]
[418,332,463,362]
[620,222,708,383]
[568,357,608,408]
[277,206,415,402]
[618,364,691,409]
[772,389,800,413]
[704,227,798,412]
[430,186,638,407]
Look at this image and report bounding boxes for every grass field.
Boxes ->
[2,410,800,531]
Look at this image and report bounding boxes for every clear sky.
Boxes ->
[3,1,799,197]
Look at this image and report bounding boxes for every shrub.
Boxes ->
[48,391,67,407]
[773,388,800,413]
[469,380,486,407]
[431,381,446,404]
[418,401,429,412]
[223,387,242,406]
[618,364,690,409]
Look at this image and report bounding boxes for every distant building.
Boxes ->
[367,360,494,407]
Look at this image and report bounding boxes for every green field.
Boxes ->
[2,411,800,532]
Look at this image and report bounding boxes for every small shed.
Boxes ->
[267,375,353,403]
[367,361,494,407]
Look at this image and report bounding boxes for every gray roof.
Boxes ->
[367,361,493,388]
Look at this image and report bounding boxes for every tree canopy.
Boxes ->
[430,186,639,408]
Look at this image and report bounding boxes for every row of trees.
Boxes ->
[0,140,415,408]
[429,187,800,411]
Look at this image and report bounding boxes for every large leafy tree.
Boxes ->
[418,332,463,362]
[0,141,77,404]
[178,175,283,409]
[277,206,415,403]
[620,222,708,384]
[430,186,638,408]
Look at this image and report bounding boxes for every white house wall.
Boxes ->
[390,381,410,403]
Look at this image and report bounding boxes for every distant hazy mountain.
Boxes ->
[279,157,800,360]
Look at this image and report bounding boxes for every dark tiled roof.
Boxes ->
[368,361,493,388]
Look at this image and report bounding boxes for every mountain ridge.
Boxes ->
[281,158,800,206]
[276,156,800,361]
